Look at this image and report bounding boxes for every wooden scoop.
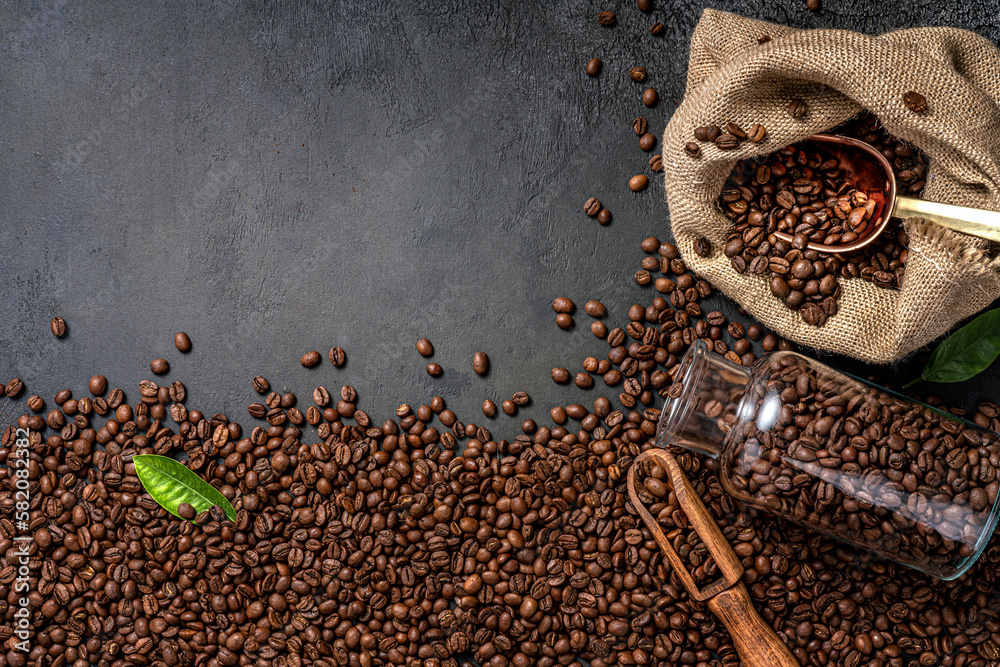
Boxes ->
[627,449,798,667]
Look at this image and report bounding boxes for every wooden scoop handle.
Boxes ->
[706,582,799,667]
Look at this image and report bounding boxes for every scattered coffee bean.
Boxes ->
[551,367,571,383]
[641,87,658,107]
[300,351,321,368]
[628,66,647,82]
[649,154,663,171]
[787,98,808,117]
[252,375,269,393]
[26,395,43,412]
[512,391,530,406]
[758,34,772,43]
[473,352,489,375]
[177,503,197,521]
[725,122,747,140]
[591,320,608,338]
[694,237,712,257]
[597,10,615,25]
[552,296,575,313]
[639,133,656,151]
[556,313,574,329]
[149,358,169,374]
[650,22,664,35]
[574,372,595,389]
[629,174,648,191]
[597,208,612,225]
[807,0,820,10]
[748,123,766,142]
[482,398,497,417]
[89,374,107,395]
[637,0,652,11]
[903,90,928,113]
[584,300,607,317]
[501,399,517,415]
[174,331,192,352]
[416,337,434,357]
[328,346,346,366]
[586,57,601,76]
[5,378,23,398]
[715,134,739,150]
[684,141,700,157]
[50,316,66,337]
[425,362,443,377]
[632,116,648,136]
[584,197,601,216]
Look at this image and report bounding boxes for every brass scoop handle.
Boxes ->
[628,450,797,667]
[893,196,1000,244]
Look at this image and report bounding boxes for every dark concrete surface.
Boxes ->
[1,0,998,434]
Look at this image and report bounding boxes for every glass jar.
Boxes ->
[656,339,1000,580]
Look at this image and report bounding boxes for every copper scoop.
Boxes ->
[774,134,1000,253]
[627,449,797,667]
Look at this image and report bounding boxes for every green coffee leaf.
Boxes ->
[133,454,236,522]
[905,307,1000,388]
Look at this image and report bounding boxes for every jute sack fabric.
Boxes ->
[663,9,1000,364]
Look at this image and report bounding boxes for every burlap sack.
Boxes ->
[663,10,1000,364]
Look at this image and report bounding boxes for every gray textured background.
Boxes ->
[1,0,998,432]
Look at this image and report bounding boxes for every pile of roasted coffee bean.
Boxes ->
[713,112,923,326]
[3,258,1000,667]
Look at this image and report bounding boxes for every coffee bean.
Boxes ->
[252,375,269,393]
[597,10,615,25]
[715,134,739,150]
[586,58,601,76]
[174,332,192,352]
[584,300,607,318]
[694,237,712,257]
[628,66,647,82]
[50,316,66,337]
[649,155,663,171]
[807,0,820,10]
[591,321,608,338]
[426,363,443,377]
[329,346,346,366]
[748,123,766,142]
[903,90,927,113]
[758,34,771,43]
[725,122,747,139]
[629,174,649,191]
[787,98,807,118]
[552,297,575,313]
[641,88,658,107]
[150,358,170,374]
[501,399,517,415]
[177,503,196,521]
[597,208,612,225]
[300,351,321,368]
[555,313,574,330]
[575,372,595,389]
[584,197,601,216]
[473,352,489,375]
[637,0,652,11]
[684,142,700,157]
[512,391,530,406]
[551,367,571,383]
[633,116,648,136]
[482,399,497,418]
[89,375,108,396]
[650,22,664,35]
[639,133,656,151]
[416,338,434,357]
[26,395,43,412]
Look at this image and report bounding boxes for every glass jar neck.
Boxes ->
[655,340,752,458]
